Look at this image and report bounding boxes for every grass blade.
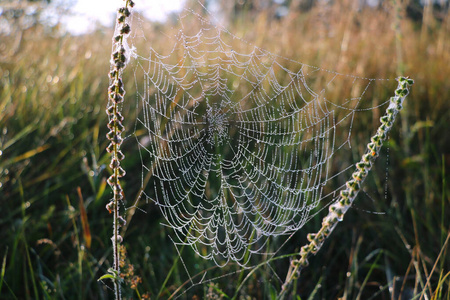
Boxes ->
[0,248,8,295]
[77,187,92,249]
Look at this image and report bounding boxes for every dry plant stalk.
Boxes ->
[104,0,135,299]
[279,77,414,298]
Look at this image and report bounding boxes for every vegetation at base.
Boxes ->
[1,0,449,298]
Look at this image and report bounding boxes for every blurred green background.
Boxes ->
[0,0,449,299]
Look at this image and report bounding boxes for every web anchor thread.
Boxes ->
[279,76,414,298]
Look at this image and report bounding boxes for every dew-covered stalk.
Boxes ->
[105,1,134,299]
[279,77,414,298]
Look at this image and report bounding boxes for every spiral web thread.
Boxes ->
[128,5,393,268]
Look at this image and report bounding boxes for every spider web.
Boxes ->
[127,3,390,268]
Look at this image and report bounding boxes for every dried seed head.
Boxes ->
[352,172,362,181]
[118,216,127,226]
[109,92,123,104]
[307,233,316,242]
[115,60,125,69]
[343,196,351,206]
[116,150,125,161]
[356,162,366,171]
[106,105,115,116]
[114,78,123,87]
[107,119,116,130]
[291,259,300,268]
[119,7,131,17]
[367,142,376,152]
[120,24,131,35]
[335,210,344,222]
[116,122,125,133]
[109,70,118,79]
[106,143,115,153]
[112,235,123,243]
[116,111,124,122]
[106,130,114,141]
[117,167,126,178]
[348,189,356,198]
[340,190,350,198]
[112,134,123,145]
[106,201,114,213]
[300,246,309,257]
[110,158,120,169]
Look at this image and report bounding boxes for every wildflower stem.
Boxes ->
[105,1,134,299]
[279,77,414,299]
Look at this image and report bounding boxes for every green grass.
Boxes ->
[1,1,449,299]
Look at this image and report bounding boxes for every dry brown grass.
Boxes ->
[1,1,448,298]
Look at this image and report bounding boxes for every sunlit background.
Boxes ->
[65,0,185,34]
[0,0,186,35]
